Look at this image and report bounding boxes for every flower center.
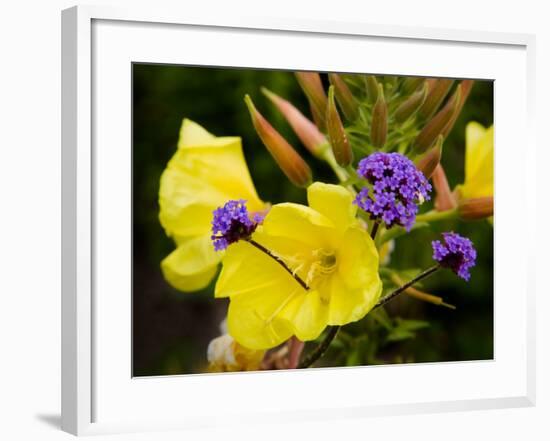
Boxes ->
[303,248,337,287]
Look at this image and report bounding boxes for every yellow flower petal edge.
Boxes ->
[159,119,264,292]
[457,122,494,200]
[161,235,220,292]
[216,182,382,349]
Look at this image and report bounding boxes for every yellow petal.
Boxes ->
[227,291,296,350]
[161,235,220,292]
[280,290,329,341]
[251,229,315,276]
[464,121,486,177]
[328,227,382,324]
[216,240,305,298]
[261,203,335,249]
[216,241,305,349]
[178,118,216,147]
[159,167,225,238]
[307,182,357,232]
[159,137,263,240]
[462,123,494,199]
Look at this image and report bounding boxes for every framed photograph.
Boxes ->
[62,5,536,435]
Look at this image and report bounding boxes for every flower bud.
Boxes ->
[295,72,328,129]
[441,80,475,138]
[328,73,359,121]
[401,77,425,95]
[207,334,265,372]
[394,82,428,123]
[326,86,353,166]
[365,75,379,103]
[415,135,442,179]
[244,95,312,187]
[261,87,327,158]
[413,86,461,153]
[371,83,388,148]
[432,164,457,211]
[418,79,455,120]
[458,196,493,220]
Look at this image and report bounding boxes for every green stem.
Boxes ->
[371,221,380,239]
[416,208,458,223]
[297,326,340,369]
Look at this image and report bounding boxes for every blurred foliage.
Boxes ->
[132,64,493,375]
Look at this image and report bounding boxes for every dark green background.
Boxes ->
[132,64,493,376]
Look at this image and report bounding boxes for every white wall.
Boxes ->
[0,1,546,440]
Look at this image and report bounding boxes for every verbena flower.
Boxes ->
[207,334,265,372]
[215,182,382,350]
[211,200,259,251]
[432,232,477,281]
[354,152,431,230]
[158,119,265,292]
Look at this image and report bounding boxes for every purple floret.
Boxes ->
[432,232,477,281]
[211,200,258,251]
[354,152,431,230]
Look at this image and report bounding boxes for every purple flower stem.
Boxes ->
[297,326,340,369]
[247,239,309,290]
[374,265,440,309]
[298,265,441,369]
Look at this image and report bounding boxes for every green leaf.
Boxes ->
[386,329,416,342]
[395,317,430,331]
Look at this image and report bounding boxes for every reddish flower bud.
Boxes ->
[418,79,455,120]
[401,77,425,95]
[432,164,457,211]
[413,86,461,153]
[328,73,359,121]
[394,82,428,123]
[371,83,388,148]
[295,72,328,130]
[365,75,379,103]
[458,196,494,220]
[326,86,353,166]
[441,80,475,138]
[415,135,443,179]
[244,95,312,188]
[261,87,327,158]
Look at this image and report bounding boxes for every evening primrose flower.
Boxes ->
[207,334,265,372]
[456,122,494,200]
[215,182,383,350]
[159,119,264,292]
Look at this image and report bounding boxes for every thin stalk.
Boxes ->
[247,239,309,290]
[416,208,458,223]
[298,265,441,368]
[390,273,455,309]
[297,326,340,369]
[374,265,440,309]
[371,221,380,239]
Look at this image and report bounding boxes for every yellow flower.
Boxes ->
[215,182,382,350]
[456,122,494,199]
[159,119,264,292]
[207,334,265,372]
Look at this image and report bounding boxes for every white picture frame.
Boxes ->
[61,5,536,436]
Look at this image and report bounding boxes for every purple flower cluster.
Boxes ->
[432,232,477,281]
[354,152,432,230]
[211,200,258,251]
